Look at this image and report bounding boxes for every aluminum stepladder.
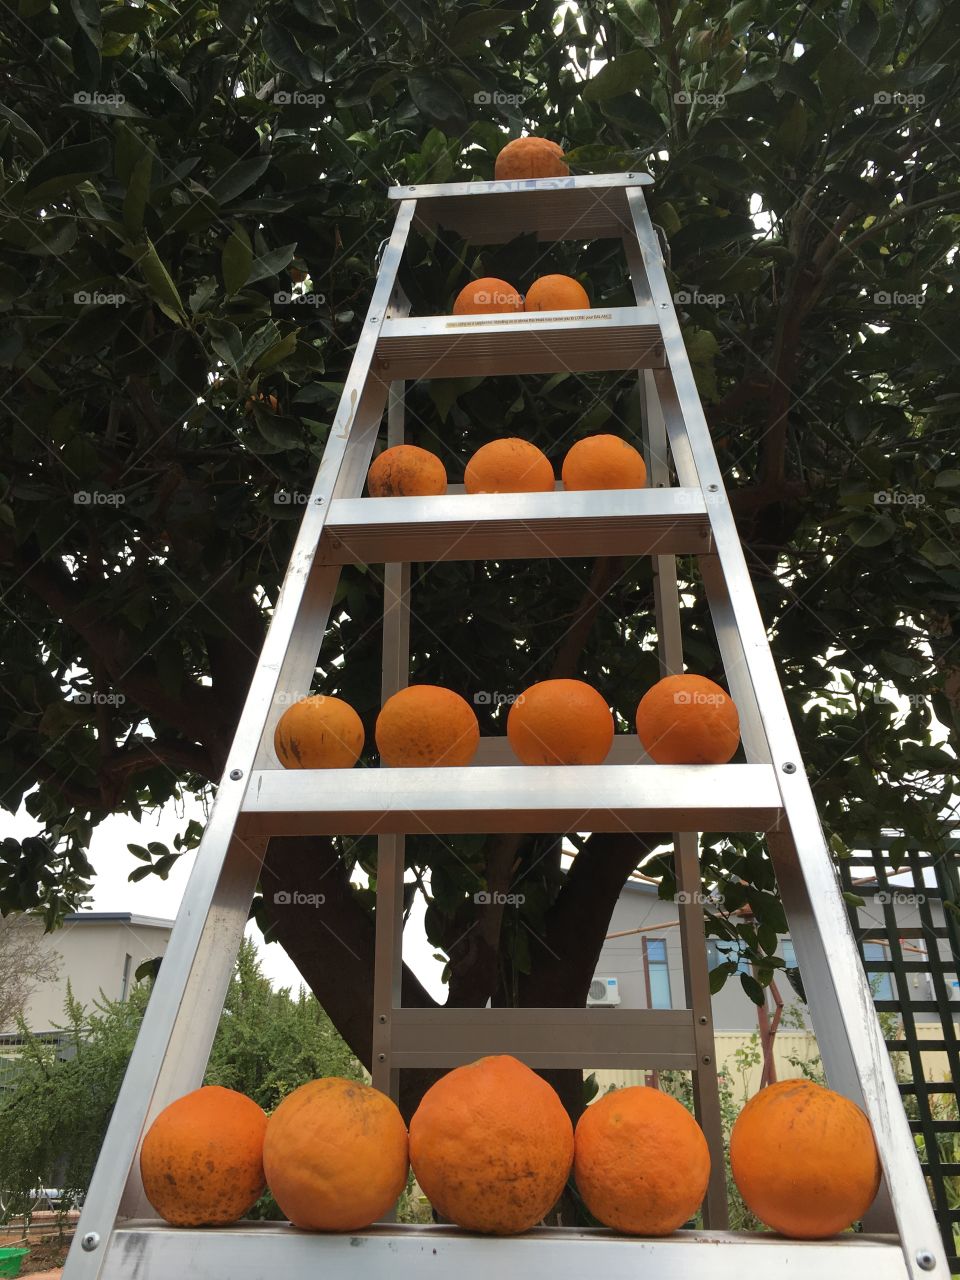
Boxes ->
[63,173,946,1280]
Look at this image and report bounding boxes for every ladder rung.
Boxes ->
[319,488,712,565]
[386,1007,699,1070]
[389,172,654,244]
[101,1223,911,1280]
[374,306,664,379]
[238,763,783,838]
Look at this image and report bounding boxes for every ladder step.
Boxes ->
[374,306,664,379]
[387,1007,699,1070]
[390,172,654,244]
[101,1223,910,1280]
[319,489,712,565]
[238,764,783,837]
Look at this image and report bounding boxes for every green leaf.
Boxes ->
[583,49,654,101]
[845,515,895,547]
[207,155,271,205]
[776,99,807,157]
[252,329,299,372]
[70,0,101,49]
[842,891,866,908]
[127,843,151,861]
[0,104,44,157]
[247,241,297,284]
[222,221,253,294]
[919,539,957,567]
[122,150,153,236]
[709,963,733,994]
[207,319,244,370]
[262,17,312,81]
[126,235,186,324]
[740,972,766,1005]
[448,9,521,51]
[934,470,960,488]
[22,139,111,205]
[407,72,468,133]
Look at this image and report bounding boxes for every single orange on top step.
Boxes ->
[464,438,554,494]
[409,1055,574,1234]
[453,277,523,315]
[563,435,647,490]
[367,444,447,497]
[524,274,589,311]
[263,1078,409,1231]
[494,137,569,181]
[574,1085,710,1235]
[376,684,479,767]
[507,678,614,765]
[140,1085,267,1227]
[730,1079,881,1238]
[274,695,364,769]
[635,674,739,764]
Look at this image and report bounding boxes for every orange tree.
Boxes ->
[1,0,959,1118]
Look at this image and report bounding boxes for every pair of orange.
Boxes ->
[367,435,647,498]
[452,272,589,316]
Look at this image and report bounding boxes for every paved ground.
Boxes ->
[21,1271,62,1279]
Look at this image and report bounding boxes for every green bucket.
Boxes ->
[0,1245,29,1278]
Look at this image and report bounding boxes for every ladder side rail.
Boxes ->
[638,365,728,1226]
[63,200,418,1280]
[627,186,946,1278]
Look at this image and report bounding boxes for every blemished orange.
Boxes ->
[453,277,523,315]
[574,1086,710,1235]
[507,678,614,765]
[635,674,740,764]
[464,438,554,494]
[367,444,447,497]
[494,137,569,180]
[263,1078,408,1231]
[730,1079,881,1237]
[274,695,364,769]
[409,1055,574,1234]
[140,1085,267,1227]
[523,274,589,311]
[562,435,647,491]
[376,684,479,767]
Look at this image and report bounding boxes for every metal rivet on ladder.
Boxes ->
[377,1053,386,1062]
[659,302,668,308]
[229,768,243,781]
[782,762,797,774]
[699,1015,708,1024]
[916,1250,937,1271]
[701,1055,711,1065]
[379,1015,387,1023]
[81,1233,100,1252]
[707,483,719,492]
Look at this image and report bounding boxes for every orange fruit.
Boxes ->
[263,1078,408,1231]
[574,1086,710,1235]
[274,695,364,769]
[139,1085,267,1227]
[635,674,740,764]
[562,435,647,490]
[524,274,589,311]
[730,1079,881,1237]
[494,138,570,181]
[453,277,523,315]
[507,678,613,765]
[376,684,479,767]
[367,444,447,497]
[409,1055,574,1234]
[464,438,554,494]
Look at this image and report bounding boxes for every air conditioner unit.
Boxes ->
[587,976,621,1007]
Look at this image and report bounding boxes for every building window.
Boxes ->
[643,937,672,1009]
[706,939,752,975]
[862,941,894,1001]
